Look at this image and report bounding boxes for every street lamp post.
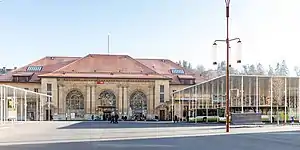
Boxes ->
[212,0,242,133]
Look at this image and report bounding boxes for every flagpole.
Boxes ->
[108,32,111,54]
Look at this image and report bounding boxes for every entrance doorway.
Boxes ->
[103,111,112,121]
[97,106,115,121]
[159,110,166,121]
[45,109,52,121]
[28,112,35,121]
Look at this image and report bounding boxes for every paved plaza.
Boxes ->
[0,121,300,150]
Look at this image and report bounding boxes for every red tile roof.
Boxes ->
[2,55,207,82]
[38,54,169,79]
[52,54,158,74]
[136,59,196,84]
[39,72,168,79]
[0,56,80,82]
[136,59,194,75]
[15,56,80,72]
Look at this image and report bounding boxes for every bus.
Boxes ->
[189,108,225,122]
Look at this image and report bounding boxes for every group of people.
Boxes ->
[110,112,119,124]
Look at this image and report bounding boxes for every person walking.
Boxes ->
[110,112,115,123]
[174,115,178,123]
[115,113,119,124]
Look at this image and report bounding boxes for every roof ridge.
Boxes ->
[89,54,128,57]
[136,58,171,61]
[51,55,87,73]
[46,56,81,58]
[127,56,160,74]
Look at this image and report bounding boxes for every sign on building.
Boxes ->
[7,97,17,119]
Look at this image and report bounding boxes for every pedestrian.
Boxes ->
[115,113,119,124]
[174,115,178,123]
[110,112,115,123]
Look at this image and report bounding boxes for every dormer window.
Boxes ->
[177,75,195,85]
[12,72,33,82]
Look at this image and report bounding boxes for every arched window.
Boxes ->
[98,90,116,107]
[129,91,147,117]
[66,90,85,119]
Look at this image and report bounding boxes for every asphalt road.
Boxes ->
[1,131,300,150]
[58,121,221,129]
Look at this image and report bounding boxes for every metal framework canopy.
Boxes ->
[0,84,52,124]
[171,74,300,124]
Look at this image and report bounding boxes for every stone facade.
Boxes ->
[39,77,172,120]
[0,55,198,121]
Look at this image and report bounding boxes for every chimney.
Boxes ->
[152,64,155,68]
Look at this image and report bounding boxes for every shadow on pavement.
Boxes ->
[57,121,222,129]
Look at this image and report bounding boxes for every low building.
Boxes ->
[0,54,200,121]
[172,74,300,122]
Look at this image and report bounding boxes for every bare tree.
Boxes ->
[256,63,265,75]
[294,66,300,76]
[268,65,274,76]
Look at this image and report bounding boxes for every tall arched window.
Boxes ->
[98,90,116,107]
[129,91,147,117]
[66,90,85,119]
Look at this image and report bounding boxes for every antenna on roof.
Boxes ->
[108,32,111,55]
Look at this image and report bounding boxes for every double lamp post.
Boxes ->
[212,0,242,132]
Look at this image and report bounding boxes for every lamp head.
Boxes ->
[212,42,218,65]
[225,0,230,6]
[236,40,242,63]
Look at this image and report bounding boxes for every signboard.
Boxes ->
[97,81,104,84]
[7,97,17,119]
[8,98,13,109]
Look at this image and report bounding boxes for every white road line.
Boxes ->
[93,143,174,148]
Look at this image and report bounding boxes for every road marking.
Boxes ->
[94,143,174,148]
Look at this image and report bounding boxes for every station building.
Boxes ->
[0,54,203,121]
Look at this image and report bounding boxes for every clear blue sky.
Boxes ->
[0,0,299,73]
